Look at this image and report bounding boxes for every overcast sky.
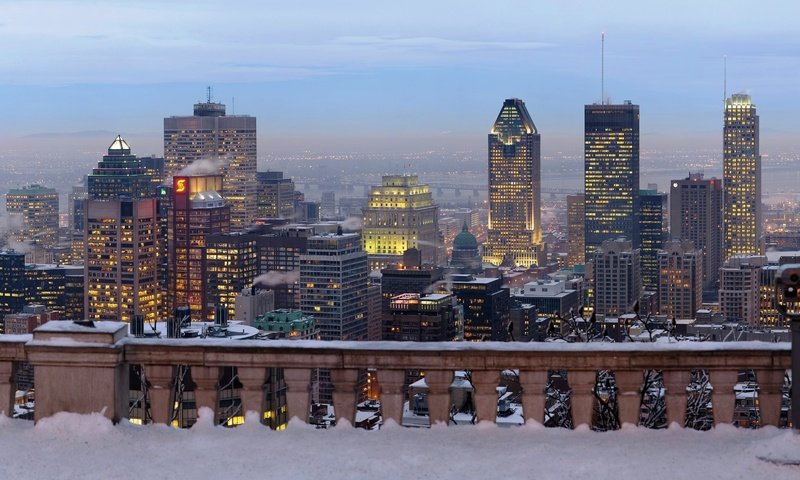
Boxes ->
[2,0,799,154]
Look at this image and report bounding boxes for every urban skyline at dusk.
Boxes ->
[2,0,800,155]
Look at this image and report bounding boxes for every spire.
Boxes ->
[462,220,469,233]
[108,135,131,154]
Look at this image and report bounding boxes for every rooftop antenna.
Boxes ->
[206,86,213,103]
[723,55,727,105]
[601,32,605,104]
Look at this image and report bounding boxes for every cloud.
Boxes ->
[331,36,554,52]
[252,270,300,287]
[175,157,227,177]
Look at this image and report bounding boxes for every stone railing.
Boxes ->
[0,321,792,428]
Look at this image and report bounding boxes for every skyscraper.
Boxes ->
[719,255,765,325]
[361,175,440,271]
[670,173,723,290]
[5,184,59,247]
[168,174,230,320]
[723,93,761,260]
[657,240,702,319]
[84,137,159,323]
[256,171,296,219]
[593,238,641,317]
[484,98,543,268]
[584,102,640,259]
[300,232,369,341]
[566,193,585,267]
[164,99,257,229]
[639,189,667,293]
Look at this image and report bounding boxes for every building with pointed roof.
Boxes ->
[87,135,154,200]
[483,98,543,268]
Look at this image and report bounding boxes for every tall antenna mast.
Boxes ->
[723,55,727,105]
[207,86,212,103]
[601,32,605,104]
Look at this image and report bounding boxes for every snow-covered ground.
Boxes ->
[0,409,798,479]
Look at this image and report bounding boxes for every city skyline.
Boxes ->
[2,1,800,155]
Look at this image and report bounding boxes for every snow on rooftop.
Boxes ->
[0,409,798,479]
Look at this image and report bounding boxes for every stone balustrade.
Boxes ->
[0,322,792,429]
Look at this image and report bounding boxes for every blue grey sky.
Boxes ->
[2,0,799,154]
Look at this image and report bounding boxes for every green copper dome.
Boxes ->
[453,222,478,250]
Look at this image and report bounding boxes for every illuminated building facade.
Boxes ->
[84,198,159,323]
[723,93,761,260]
[593,238,641,317]
[584,102,640,259]
[0,250,26,320]
[383,293,459,342]
[484,98,543,268]
[362,175,439,271]
[5,184,59,247]
[138,156,166,190]
[168,174,230,321]
[164,100,257,229]
[670,174,723,290]
[566,193,585,267]
[300,232,368,341]
[449,274,510,341]
[257,227,312,309]
[657,240,702,319]
[639,190,667,293]
[88,136,153,200]
[256,171,295,219]
[719,255,765,325]
[206,232,259,320]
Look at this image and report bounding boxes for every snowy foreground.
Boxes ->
[0,409,798,480]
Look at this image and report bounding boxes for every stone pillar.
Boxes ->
[0,362,17,417]
[663,370,690,427]
[284,368,311,424]
[379,369,406,425]
[615,370,642,426]
[424,370,452,426]
[471,370,498,424]
[519,370,548,425]
[28,321,128,423]
[569,370,597,428]
[191,366,220,424]
[237,367,267,424]
[710,369,739,426]
[142,364,175,425]
[331,368,359,426]
[756,368,786,427]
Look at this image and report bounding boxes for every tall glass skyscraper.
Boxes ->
[484,98,543,268]
[87,135,153,200]
[164,100,257,229]
[584,102,640,259]
[723,93,760,260]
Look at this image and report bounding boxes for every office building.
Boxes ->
[300,232,369,341]
[484,98,543,268]
[723,93,761,260]
[593,238,641,317]
[168,174,230,320]
[321,191,336,219]
[256,171,296,219]
[670,174,723,290]
[362,175,440,271]
[6,184,59,247]
[139,156,166,190]
[566,193,585,267]
[164,98,257,229]
[510,279,579,320]
[87,136,153,200]
[234,287,275,325]
[0,250,26,318]
[383,293,458,342]
[449,274,510,341]
[257,227,312,309]
[207,232,259,320]
[657,240,702,319]
[719,255,766,325]
[640,189,667,293]
[584,102,640,258]
[2,304,59,334]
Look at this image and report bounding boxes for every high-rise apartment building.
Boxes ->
[164,99,256,229]
[584,102,640,258]
[723,93,761,260]
[484,98,543,268]
[300,232,369,341]
[719,255,766,325]
[256,171,296,219]
[593,238,641,317]
[383,293,458,342]
[0,250,26,318]
[640,190,667,292]
[88,136,153,200]
[657,240,702,319]
[670,173,723,290]
[168,174,230,320]
[206,232,258,320]
[450,274,510,341]
[566,193,585,267]
[362,175,439,271]
[5,184,59,247]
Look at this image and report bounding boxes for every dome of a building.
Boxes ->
[453,222,478,250]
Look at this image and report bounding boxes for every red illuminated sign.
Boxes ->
[174,177,188,194]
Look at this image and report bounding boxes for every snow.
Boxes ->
[35,321,126,334]
[0,410,798,479]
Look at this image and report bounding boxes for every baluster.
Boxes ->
[331,368,359,426]
[237,367,267,424]
[615,370,642,426]
[569,370,597,428]
[378,369,406,425]
[755,368,785,427]
[142,364,174,425]
[283,368,311,424]
[663,370,690,427]
[191,366,220,424]
[520,370,547,425]
[424,370,452,426]
[0,362,16,418]
[710,369,738,426]
[471,370,499,424]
